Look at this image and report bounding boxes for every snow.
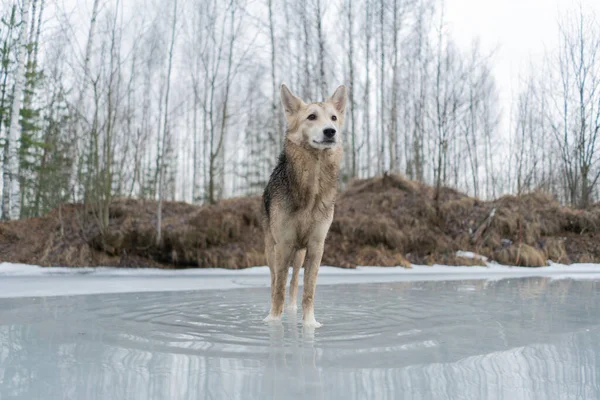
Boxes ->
[455,250,488,261]
[0,261,599,298]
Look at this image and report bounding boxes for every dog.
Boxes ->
[262,84,346,328]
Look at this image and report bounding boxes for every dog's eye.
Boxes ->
[331,115,337,121]
[307,114,317,121]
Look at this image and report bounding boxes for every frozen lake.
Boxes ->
[0,265,599,399]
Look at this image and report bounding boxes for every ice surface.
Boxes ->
[0,275,599,400]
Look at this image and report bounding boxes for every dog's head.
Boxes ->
[280,84,346,150]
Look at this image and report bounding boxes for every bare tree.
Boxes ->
[315,0,327,98]
[431,5,471,206]
[363,0,372,177]
[2,0,31,220]
[378,0,386,173]
[69,0,102,201]
[268,0,282,146]
[410,0,431,182]
[156,0,178,245]
[547,5,600,207]
[389,0,401,172]
[345,0,357,178]
[206,0,241,204]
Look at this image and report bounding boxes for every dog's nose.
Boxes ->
[323,128,336,139]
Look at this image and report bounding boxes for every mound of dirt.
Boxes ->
[1,174,599,268]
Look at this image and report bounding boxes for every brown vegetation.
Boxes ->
[1,174,599,269]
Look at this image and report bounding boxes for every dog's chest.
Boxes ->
[293,204,333,247]
[291,179,335,246]
[276,145,340,247]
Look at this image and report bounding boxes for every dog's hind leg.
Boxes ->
[265,234,276,285]
[264,243,295,322]
[263,235,278,323]
[287,248,306,313]
[302,241,325,328]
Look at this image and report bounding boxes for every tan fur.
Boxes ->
[263,84,346,328]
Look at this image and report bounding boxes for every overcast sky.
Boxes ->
[445,0,600,134]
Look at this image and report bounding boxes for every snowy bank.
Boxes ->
[0,261,599,299]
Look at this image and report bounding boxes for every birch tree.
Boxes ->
[156,0,178,244]
[315,0,327,98]
[2,0,30,220]
[345,0,357,178]
[70,0,101,201]
[363,0,372,177]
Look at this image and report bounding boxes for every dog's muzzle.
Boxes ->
[323,128,336,139]
[312,128,337,147]
[313,138,337,147]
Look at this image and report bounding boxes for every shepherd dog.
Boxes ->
[262,84,346,328]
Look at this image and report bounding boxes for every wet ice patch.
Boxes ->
[2,278,598,399]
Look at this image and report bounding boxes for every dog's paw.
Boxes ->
[263,314,282,323]
[286,303,298,313]
[302,318,322,328]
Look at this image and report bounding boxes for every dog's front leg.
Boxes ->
[302,241,325,328]
[264,243,294,322]
[287,249,306,312]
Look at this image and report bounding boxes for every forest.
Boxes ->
[0,0,599,267]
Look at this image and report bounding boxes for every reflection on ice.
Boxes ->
[0,277,599,399]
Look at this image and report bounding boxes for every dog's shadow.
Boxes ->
[262,312,325,399]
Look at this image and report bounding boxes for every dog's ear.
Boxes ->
[327,85,346,114]
[280,84,303,116]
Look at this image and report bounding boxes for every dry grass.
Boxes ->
[354,245,412,268]
[541,238,570,264]
[1,173,599,269]
[494,244,547,267]
[423,254,488,267]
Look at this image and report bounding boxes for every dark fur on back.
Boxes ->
[263,151,292,220]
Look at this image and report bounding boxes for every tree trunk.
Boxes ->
[301,0,311,99]
[268,0,282,150]
[2,0,31,220]
[379,0,385,173]
[211,2,237,203]
[70,0,101,201]
[364,0,371,177]
[346,0,356,178]
[156,0,178,245]
[389,0,399,172]
[316,0,327,98]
